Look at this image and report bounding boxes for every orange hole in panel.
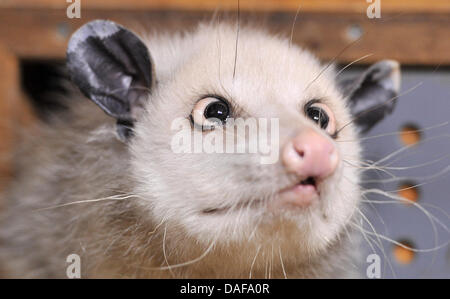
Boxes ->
[399,124,421,146]
[398,182,419,205]
[393,240,415,265]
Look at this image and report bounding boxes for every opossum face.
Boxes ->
[67,21,400,256]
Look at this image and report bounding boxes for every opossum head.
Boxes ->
[67,20,400,257]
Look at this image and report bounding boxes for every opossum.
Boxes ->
[0,19,400,278]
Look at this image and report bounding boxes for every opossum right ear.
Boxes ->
[339,60,401,133]
[66,20,154,141]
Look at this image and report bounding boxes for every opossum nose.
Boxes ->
[282,128,338,180]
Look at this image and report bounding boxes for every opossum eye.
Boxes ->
[191,97,230,130]
[304,101,336,135]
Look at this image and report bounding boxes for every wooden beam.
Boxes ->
[0,9,448,65]
[1,0,450,14]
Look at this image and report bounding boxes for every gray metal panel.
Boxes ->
[351,67,450,278]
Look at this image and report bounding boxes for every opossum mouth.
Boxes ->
[275,176,319,208]
[201,177,318,215]
[279,176,318,193]
[299,177,317,188]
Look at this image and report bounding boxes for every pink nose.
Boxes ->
[282,129,338,180]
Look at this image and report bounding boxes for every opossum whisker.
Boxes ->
[303,35,364,94]
[348,152,446,179]
[361,189,448,233]
[371,134,450,167]
[209,3,222,25]
[359,164,450,184]
[351,222,448,253]
[278,245,288,279]
[249,244,261,278]
[366,156,450,172]
[362,198,450,224]
[33,194,141,211]
[248,206,266,241]
[362,197,449,225]
[146,238,216,271]
[380,143,450,170]
[232,0,240,81]
[215,12,235,102]
[268,244,273,279]
[344,151,450,172]
[139,215,168,253]
[354,217,390,276]
[321,52,375,100]
[289,4,302,48]
[417,202,450,220]
[334,53,374,79]
[231,198,245,237]
[341,157,384,168]
[272,243,275,279]
[341,219,354,243]
[337,121,449,143]
[162,224,175,277]
[354,209,397,277]
[342,159,399,180]
[340,156,376,165]
[264,251,269,279]
[356,208,384,251]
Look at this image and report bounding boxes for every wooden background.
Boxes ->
[0,0,449,190]
[1,0,449,63]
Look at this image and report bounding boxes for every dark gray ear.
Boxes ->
[339,60,401,133]
[66,20,154,140]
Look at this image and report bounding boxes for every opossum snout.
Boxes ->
[281,128,338,181]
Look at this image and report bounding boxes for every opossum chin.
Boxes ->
[179,177,345,248]
[176,204,336,258]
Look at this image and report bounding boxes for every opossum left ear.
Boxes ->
[339,60,401,133]
[66,20,154,141]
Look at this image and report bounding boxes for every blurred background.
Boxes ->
[0,0,449,278]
